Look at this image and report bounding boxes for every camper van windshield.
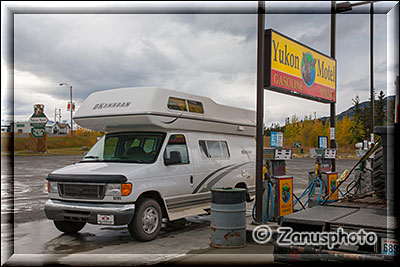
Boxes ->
[81,132,166,163]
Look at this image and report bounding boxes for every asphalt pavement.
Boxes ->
[1,154,357,265]
[2,154,356,224]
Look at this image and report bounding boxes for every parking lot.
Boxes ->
[1,154,357,265]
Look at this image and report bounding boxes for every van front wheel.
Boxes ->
[128,198,162,242]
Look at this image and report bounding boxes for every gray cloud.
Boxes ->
[5,2,397,127]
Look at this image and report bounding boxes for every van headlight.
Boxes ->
[105,183,132,196]
[46,181,58,194]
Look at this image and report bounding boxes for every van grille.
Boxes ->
[58,183,105,200]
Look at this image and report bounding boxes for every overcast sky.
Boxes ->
[1,1,398,127]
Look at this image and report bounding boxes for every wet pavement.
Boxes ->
[1,154,357,265]
[5,218,213,266]
[2,155,84,224]
[2,154,357,224]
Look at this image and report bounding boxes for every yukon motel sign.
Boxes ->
[264,29,336,103]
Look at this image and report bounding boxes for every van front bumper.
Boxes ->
[44,199,135,225]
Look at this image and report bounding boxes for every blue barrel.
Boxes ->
[210,188,247,248]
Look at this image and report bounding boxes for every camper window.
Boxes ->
[168,97,204,114]
[199,140,210,158]
[207,141,222,158]
[187,100,204,114]
[220,141,230,158]
[199,140,230,159]
[164,134,189,165]
[168,97,187,111]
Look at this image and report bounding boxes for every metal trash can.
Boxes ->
[210,187,246,248]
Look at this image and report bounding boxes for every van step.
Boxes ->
[168,203,210,221]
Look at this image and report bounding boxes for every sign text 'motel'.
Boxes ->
[264,29,336,103]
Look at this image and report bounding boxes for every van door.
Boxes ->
[162,133,194,209]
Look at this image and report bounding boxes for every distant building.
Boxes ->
[1,124,11,133]
[58,122,71,134]
[46,121,70,134]
[14,121,31,133]
[45,121,57,134]
[5,120,71,134]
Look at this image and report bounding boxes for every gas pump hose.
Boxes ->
[293,177,323,211]
[251,180,274,223]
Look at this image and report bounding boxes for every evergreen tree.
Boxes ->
[349,95,365,144]
[374,90,386,126]
[361,103,370,138]
[360,91,376,138]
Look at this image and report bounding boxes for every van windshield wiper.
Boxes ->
[83,156,101,159]
[81,156,146,163]
[81,156,105,162]
[117,156,145,163]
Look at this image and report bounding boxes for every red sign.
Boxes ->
[67,102,75,111]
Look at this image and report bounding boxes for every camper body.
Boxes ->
[44,87,256,241]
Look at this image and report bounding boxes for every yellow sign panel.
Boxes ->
[328,172,338,200]
[278,177,293,217]
[266,29,337,103]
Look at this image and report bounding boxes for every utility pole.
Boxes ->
[255,1,265,223]
[70,85,73,136]
[330,1,336,172]
[370,2,375,143]
[60,83,74,136]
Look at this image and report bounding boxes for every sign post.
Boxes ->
[330,2,337,172]
[29,104,48,152]
[255,1,266,223]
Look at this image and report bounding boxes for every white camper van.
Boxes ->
[44,87,256,241]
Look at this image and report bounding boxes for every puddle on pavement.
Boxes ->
[42,218,210,253]
[44,227,132,254]
[11,212,211,255]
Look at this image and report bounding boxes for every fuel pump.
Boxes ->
[352,140,374,195]
[308,148,337,207]
[261,148,293,222]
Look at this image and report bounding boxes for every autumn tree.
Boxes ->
[283,114,300,146]
[336,116,352,145]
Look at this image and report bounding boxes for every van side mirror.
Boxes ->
[165,151,182,166]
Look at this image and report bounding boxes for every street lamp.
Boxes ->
[334,1,376,143]
[59,83,74,136]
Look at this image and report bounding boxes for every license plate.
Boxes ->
[381,238,399,256]
[97,214,114,225]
